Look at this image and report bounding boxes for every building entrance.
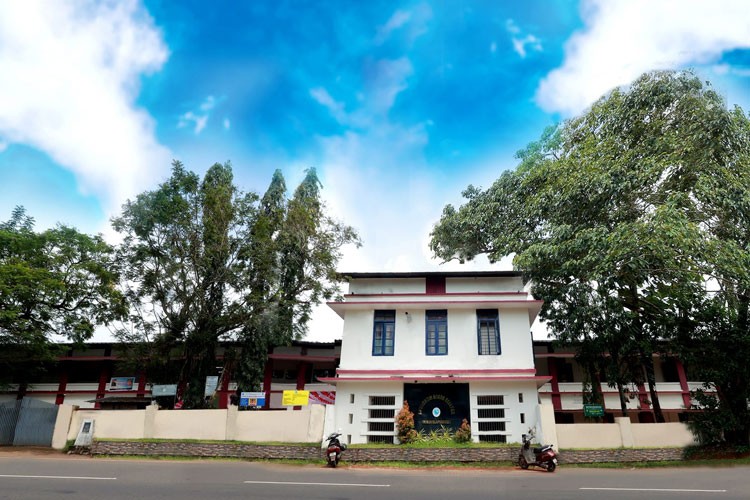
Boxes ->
[404,383,470,434]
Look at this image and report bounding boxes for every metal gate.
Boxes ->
[0,398,59,446]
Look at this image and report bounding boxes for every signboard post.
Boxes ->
[583,404,605,418]
[108,377,136,391]
[204,376,219,397]
[281,390,309,406]
[240,391,265,409]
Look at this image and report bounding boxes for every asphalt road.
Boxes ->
[0,453,747,500]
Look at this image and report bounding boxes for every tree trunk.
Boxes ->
[642,354,665,423]
[616,380,629,416]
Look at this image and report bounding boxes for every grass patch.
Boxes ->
[566,456,750,468]
[349,460,516,469]
[349,441,516,449]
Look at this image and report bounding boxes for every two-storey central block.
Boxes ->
[320,271,549,444]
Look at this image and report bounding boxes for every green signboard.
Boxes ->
[583,404,605,417]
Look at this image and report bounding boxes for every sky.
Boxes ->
[2,0,750,342]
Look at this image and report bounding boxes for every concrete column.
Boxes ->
[144,403,158,439]
[616,416,634,447]
[51,404,76,450]
[225,405,238,441]
[537,394,559,450]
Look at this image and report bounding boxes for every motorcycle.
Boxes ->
[325,431,347,467]
[518,430,558,472]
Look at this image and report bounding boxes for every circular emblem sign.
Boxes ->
[432,407,441,418]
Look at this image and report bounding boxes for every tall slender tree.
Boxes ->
[113,163,359,406]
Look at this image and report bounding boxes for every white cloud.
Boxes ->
[374,3,431,45]
[0,0,171,213]
[505,18,542,58]
[713,63,750,78]
[223,118,231,130]
[310,87,348,123]
[178,95,218,134]
[375,9,411,44]
[512,34,542,58]
[311,57,413,128]
[505,19,521,35]
[536,0,750,116]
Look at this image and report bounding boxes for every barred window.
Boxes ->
[373,310,395,356]
[477,309,501,355]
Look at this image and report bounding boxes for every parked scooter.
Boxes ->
[325,431,347,467]
[518,430,558,472]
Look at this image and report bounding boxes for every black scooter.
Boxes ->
[518,430,558,472]
[325,431,347,467]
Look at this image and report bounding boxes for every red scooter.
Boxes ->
[518,430,558,472]
[325,431,346,467]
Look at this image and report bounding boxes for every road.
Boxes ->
[0,453,747,499]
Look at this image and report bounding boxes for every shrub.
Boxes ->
[454,419,472,443]
[395,400,419,444]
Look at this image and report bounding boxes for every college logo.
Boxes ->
[432,407,441,418]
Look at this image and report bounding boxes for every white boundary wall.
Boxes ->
[62,405,325,447]
[554,418,696,449]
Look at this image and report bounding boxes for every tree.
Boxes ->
[0,206,126,385]
[112,162,359,407]
[431,71,750,442]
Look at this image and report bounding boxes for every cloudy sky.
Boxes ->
[2,0,750,341]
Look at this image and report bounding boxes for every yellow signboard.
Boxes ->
[282,390,310,406]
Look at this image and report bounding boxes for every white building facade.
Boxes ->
[320,271,549,444]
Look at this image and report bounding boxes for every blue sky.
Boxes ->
[2,0,750,341]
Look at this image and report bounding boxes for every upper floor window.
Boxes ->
[373,310,395,356]
[477,309,501,355]
[426,310,448,355]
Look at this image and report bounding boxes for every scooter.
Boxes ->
[325,431,347,467]
[518,430,558,472]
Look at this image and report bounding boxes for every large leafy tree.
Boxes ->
[112,162,359,407]
[0,206,126,385]
[431,71,750,442]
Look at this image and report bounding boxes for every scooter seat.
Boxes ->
[533,445,552,454]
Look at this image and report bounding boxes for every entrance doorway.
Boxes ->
[403,383,470,434]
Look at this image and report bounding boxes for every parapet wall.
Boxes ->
[90,441,686,463]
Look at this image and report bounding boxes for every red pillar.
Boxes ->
[55,368,68,405]
[294,361,308,411]
[262,357,273,410]
[676,360,692,409]
[219,368,230,409]
[547,358,562,410]
[95,363,110,409]
[136,372,147,398]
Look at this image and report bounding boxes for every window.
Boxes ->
[425,310,448,355]
[372,310,395,356]
[477,309,501,355]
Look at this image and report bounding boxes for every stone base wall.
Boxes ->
[90,441,685,463]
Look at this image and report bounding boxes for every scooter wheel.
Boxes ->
[518,456,529,470]
[546,462,556,473]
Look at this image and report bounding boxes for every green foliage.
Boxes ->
[395,400,419,444]
[0,206,126,385]
[454,419,472,443]
[431,70,750,443]
[111,162,359,407]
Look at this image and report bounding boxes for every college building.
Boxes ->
[1,271,702,445]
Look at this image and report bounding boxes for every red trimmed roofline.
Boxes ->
[318,375,551,384]
[336,368,536,375]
